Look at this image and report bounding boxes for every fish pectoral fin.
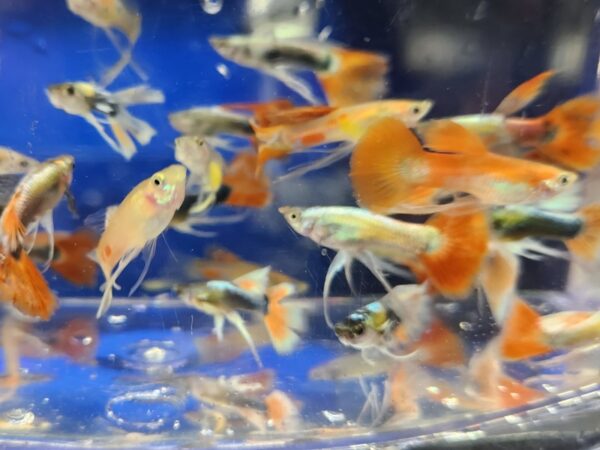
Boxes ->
[213,315,225,341]
[84,205,119,233]
[128,238,157,296]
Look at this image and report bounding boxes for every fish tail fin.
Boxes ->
[7,252,57,320]
[566,204,600,261]
[233,266,270,296]
[111,85,165,105]
[107,116,137,160]
[535,96,600,171]
[494,70,555,116]
[350,117,436,213]
[264,283,306,355]
[420,211,489,298]
[101,25,146,86]
[318,47,389,106]
[109,110,156,158]
[265,390,301,432]
[408,318,467,368]
[480,244,520,324]
[470,338,544,409]
[1,194,26,256]
[222,152,272,208]
[500,298,553,360]
[256,144,291,176]
[52,230,99,287]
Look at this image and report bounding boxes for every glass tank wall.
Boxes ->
[0,0,598,448]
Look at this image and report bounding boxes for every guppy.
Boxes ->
[210,34,389,106]
[491,204,600,261]
[0,155,75,263]
[280,205,489,326]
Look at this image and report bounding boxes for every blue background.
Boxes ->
[0,0,597,298]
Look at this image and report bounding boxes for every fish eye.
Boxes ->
[19,160,29,168]
[289,212,298,221]
[66,85,75,96]
[557,174,571,186]
[412,106,421,114]
[153,177,161,186]
[352,323,365,336]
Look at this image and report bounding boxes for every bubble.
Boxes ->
[106,386,185,433]
[107,314,128,325]
[112,340,191,374]
[321,249,328,256]
[459,321,474,331]
[200,0,223,15]
[216,63,230,79]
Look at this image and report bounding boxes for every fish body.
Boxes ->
[181,280,267,316]
[0,155,74,258]
[169,106,254,138]
[490,204,600,261]
[178,268,306,366]
[253,99,433,175]
[47,82,164,160]
[94,164,186,318]
[210,35,389,106]
[280,206,439,265]
[491,206,583,241]
[174,136,225,199]
[350,118,577,214]
[334,300,401,349]
[280,205,489,299]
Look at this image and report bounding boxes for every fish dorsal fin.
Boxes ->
[83,205,118,233]
[233,266,271,296]
[422,120,488,155]
[222,99,294,116]
[208,247,240,263]
[495,70,555,116]
[254,106,335,128]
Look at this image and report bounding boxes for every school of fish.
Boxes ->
[0,0,599,435]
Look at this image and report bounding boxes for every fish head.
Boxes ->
[334,311,379,349]
[407,99,435,125]
[209,35,255,65]
[174,136,214,170]
[540,171,578,197]
[146,164,187,209]
[278,206,313,236]
[0,147,38,174]
[51,154,75,185]
[46,82,92,116]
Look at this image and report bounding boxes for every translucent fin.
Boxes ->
[264,282,305,354]
[232,266,271,296]
[115,110,156,146]
[129,238,157,296]
[84,205,118,233]
[96,247,141,318]
[262,67,322,105]
[225,311,263,367]
[274,143,353,183]
[213,315,225,341]
[83,114,122,156]
[505,238,569,261]
[101,28,147,87]
[494,71,555,116]
[323,250,351,328]
[110,85,165,105]
[38,211,55,272]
